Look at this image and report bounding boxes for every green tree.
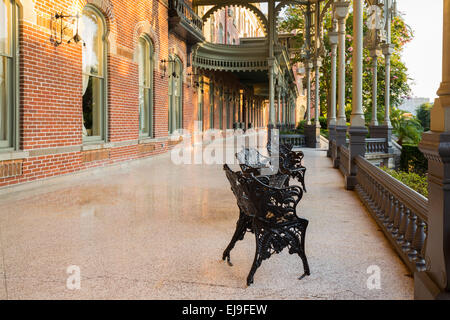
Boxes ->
[390,107,423,146]
[279,4,413,123]
[416,102,432,132]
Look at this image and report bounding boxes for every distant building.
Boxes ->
[398,97,430,115]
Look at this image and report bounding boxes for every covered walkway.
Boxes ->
[0,148,412,299]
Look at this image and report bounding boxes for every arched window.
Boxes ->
[218,23,224,44]
[168,56,183,134]
[138,35,154,137]
[0,0,18,150]
[80,5,107,142]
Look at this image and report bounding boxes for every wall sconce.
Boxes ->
[187,72,199,88]
[160,59,177,78]
[51,12,83,47]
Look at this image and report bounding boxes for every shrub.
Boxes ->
[400,144,428,176]
[416,103,432,132]
[320,129,329,139]
[381,167,428,198]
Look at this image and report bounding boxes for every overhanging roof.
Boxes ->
[192,41,270,72]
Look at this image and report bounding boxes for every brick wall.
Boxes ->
[0,0,269,189]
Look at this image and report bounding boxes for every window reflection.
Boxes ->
[138,37,153,137]
[80,6,105,140]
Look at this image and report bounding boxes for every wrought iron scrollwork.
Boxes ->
[223,164,310,286]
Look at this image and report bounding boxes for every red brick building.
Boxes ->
[0,0,298,189]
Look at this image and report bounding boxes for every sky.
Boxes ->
[260,1,443,101]
[397,0,443,100]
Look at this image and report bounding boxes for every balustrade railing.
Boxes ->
[354,155,428,273]
[366,138,388,154]
[169,0,203,33]
[339,145,350,177]
[280,134,306,148]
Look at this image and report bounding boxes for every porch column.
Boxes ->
[328,25,339,158]
[370,49,379,127]
[333,0,350,168]
[305,61,312,125]
[277,86,281,126]
[232,92,236,128]
[268,61,276,127]
[346,0,367,190]
[372,0,395,152]
[416,0,450,300]
[306,57,322,148]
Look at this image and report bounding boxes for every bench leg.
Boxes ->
[298,169,307,193]
[297,233,310,278]
[247,230,264,286]
[222,211,251,266]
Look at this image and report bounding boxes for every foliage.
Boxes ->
[381,167,428,198]
[390,107,423,145]
[279,4,414,124]
[400,144,428,176]
[416,103,432,132]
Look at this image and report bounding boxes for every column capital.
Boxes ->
[333,1,351,21]
[381,43,395,56]
[329,31,339,46]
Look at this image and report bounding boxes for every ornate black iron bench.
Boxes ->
[268,143,307,192]
[223,164,310,286]
[236,145,307,192]
[235,148,289,188]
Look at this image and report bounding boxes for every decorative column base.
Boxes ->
[346,126,367,190]
[305,124,321,148]
[333,125,347,168]
[369,125,393,154]
[415,131,450,300]
[327,124,336,158]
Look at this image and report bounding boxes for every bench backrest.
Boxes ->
[223,164,257,217]
[224,164,303,224]
[235,148,268,167]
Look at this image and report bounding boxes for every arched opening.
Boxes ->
[199,4,266,45]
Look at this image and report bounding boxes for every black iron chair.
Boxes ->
[223,164,310,286]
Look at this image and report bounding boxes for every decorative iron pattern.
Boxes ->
[354,155,428,272]
[169,0,204,32]
[223,164,310,286]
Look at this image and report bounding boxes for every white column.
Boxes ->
[350,0,365,127]
[334,1,350,126]
[268,63,275,125]
[314,58,322,126]
[371,50,379,126]
[306,61,312,125]
[329,29,338,127]
[382,0,394,127]
[277,86,281,124]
